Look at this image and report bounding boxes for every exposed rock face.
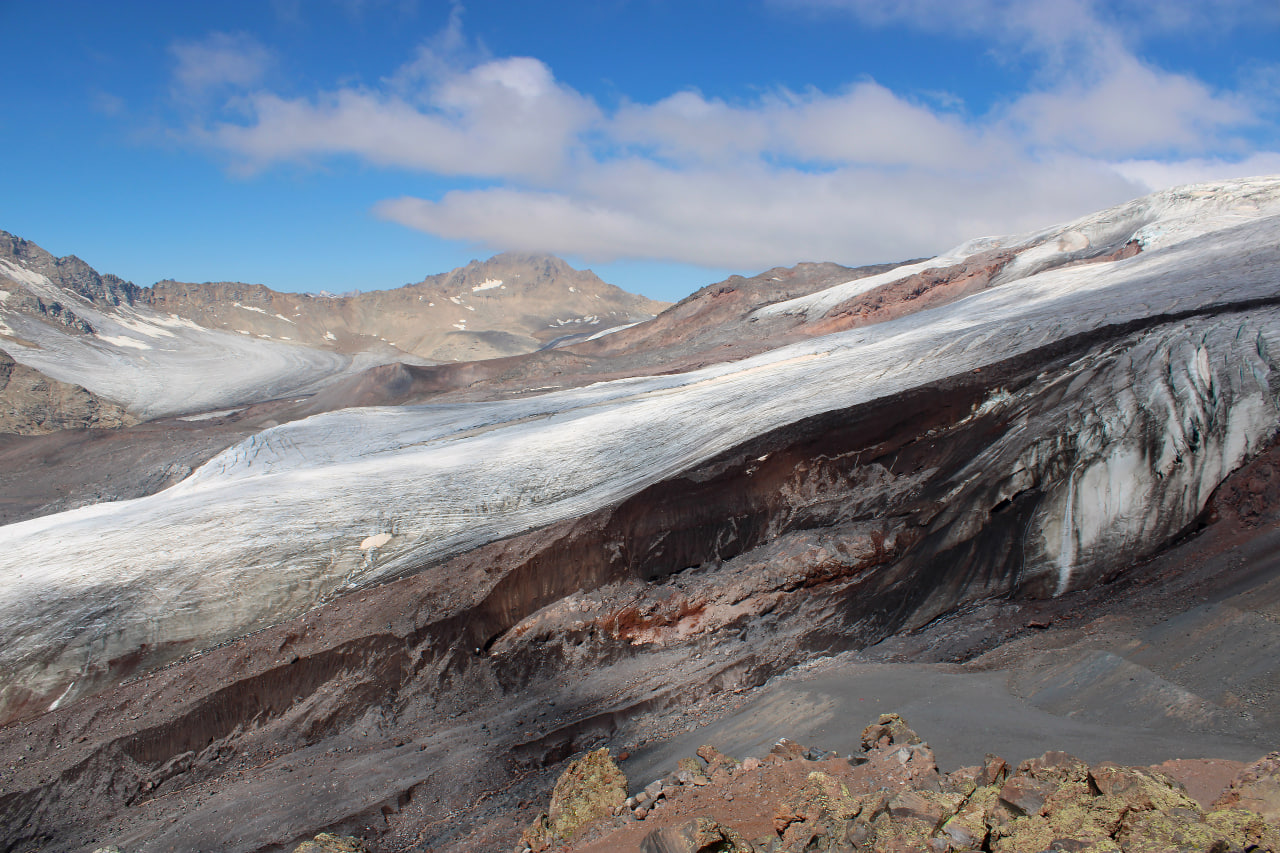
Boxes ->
[0,230,141,307]
[0,348,135,434]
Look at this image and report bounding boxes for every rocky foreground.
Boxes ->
[501,714,1278,853]
[264,712,1280,853]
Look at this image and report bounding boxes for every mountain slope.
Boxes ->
[1,176,1278,720]
[2,177,1280,852]
[0,237,666,420]
[144,252,667,362]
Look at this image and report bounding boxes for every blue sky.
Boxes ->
[2,1,1278,301]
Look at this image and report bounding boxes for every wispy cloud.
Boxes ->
[178,2,1279,270]
[170,32,272,101]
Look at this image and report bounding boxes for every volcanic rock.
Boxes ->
[1213,752,1280,820]
[861,713,924,751]
[640,817,751,853]
[522,747,627,850]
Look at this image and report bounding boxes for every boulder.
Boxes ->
[940,784,999,850]
[1213,751,1280,820]
[291,834,369,853]
[1090,763,1200,814]
[860,713,923,751]
[1117,807,1240,853]
[775,771,861,830]
[697,743,740,777]
[1016,751,1091,786]
[521,747,627,850]
[862,741,943,793]
[640,817,752,853]
[998,775,1058,817]
[769,738,807,762]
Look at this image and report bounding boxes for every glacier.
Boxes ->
[1,177,1279,722]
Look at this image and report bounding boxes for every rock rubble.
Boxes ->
[527,714,1280,853]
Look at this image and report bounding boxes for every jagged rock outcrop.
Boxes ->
[0,231,141,307]
[543,717,1280,852]
[522,748,628,850]
[0,348,134,434]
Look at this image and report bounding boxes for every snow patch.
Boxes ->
[178,408,243,422]
[274,314,294,324]
[0,290,10,302]
[585,322,640,342]
[113,312,178,339]
[324,331,337,341]
[234,303,269,315]
[0,258,52,288]
[98,334,151,350]
[151,314,207,331]
[472,278,503,292]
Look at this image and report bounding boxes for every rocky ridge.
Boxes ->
[530,714,1280,853]
[0,236,667,421]
[142,252,668,362]
[0,349,134,435]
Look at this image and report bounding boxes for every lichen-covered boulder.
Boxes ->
[860,713,923,751]
[774,770,863,834]
[521,747,627,850]
[1091,763,1200,814]
[640,817,752,853]
[1117,807,1236,853]
[697,743,740,778]
[1213,752,1280,820]
[291,834,369,853]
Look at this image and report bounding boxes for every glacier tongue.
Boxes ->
[2,177,1280,720]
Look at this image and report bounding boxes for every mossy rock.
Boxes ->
[774,770,862,834]
[1091,763,1200,814]
[292,834,369,853]
[523,747,627,849]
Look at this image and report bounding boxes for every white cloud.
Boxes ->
[186,4,1279,270]
[206,56,598,181]
[1113,152,1280,191]
[612,83,1001,170]
[1005,55,1254,156]
[170,32,272,99]
[375,157,1143,269]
